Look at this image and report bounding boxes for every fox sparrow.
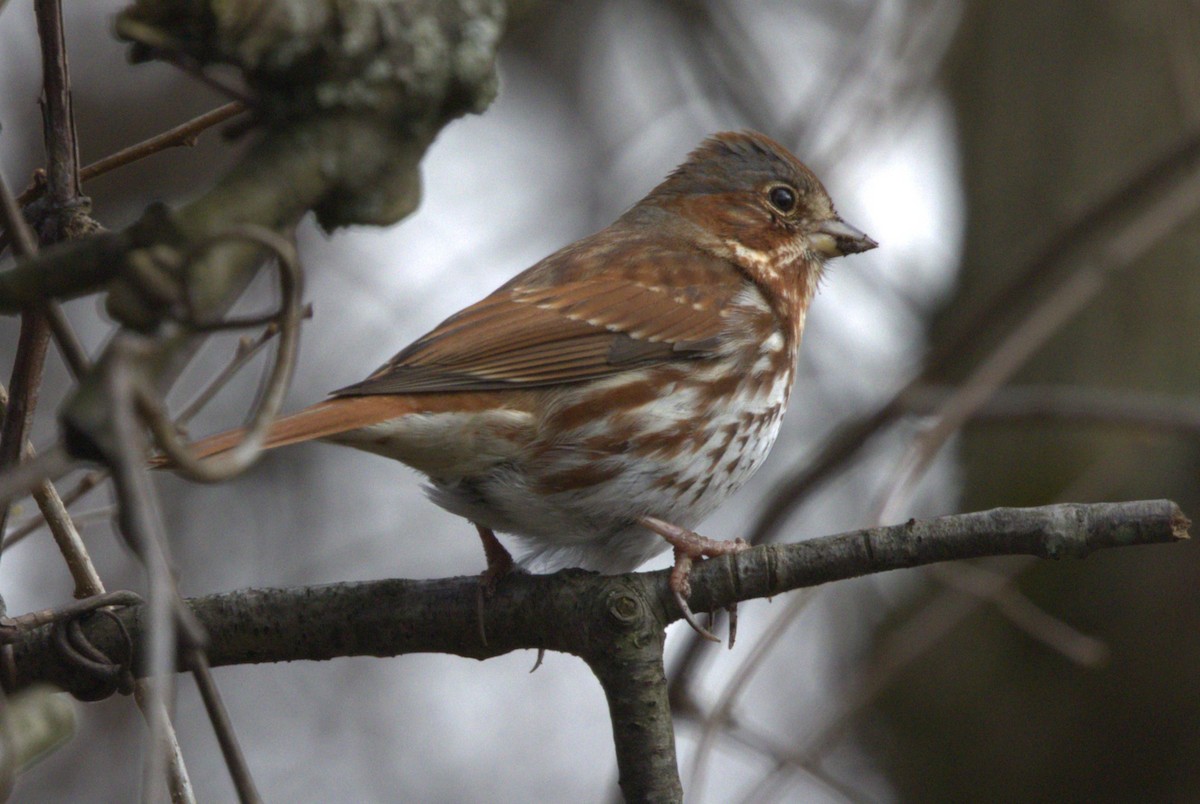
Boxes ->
[185,131,875,630]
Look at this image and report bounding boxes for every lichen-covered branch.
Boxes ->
[0,0,506,465]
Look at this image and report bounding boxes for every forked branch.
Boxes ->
[0,499,1185,801]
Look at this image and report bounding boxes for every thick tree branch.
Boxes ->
[0,499,1179,801]
[0,500,1180,800]
[2,500,1184,691]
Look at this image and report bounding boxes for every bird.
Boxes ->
[180,131,875,631]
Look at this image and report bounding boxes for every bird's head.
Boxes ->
[644,131,876,290]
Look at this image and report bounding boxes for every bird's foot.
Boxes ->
[640,516,749,646]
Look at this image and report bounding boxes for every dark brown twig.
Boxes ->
[1,470,104,550]
[0,285,51,555]
[80,102,246,187]
[684,588,819,799]
[43,302,90,379]
[0,0,78,555]
[0,167,48,554]
[175,313,301,425]
[34,0,82,213]
[0,172,38,259]
[13,102,246,211]
[927,562,1108,666]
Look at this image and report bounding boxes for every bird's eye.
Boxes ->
[767,185,798,214]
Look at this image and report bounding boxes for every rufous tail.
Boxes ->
[155,395,422,464]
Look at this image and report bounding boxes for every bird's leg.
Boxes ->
[475,523,514,591]
[640,516,749,646]
[474,523,515,648]
[470,525,548,669]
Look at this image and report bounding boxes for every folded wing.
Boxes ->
[334,275,734,396]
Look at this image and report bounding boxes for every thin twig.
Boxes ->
[27,448,101,599]
[681,715,862,802]
[740,558,1036,801]
[81,101,247,184]
[145,225,303,482]
[13,102,247,210]
[43,302,89,379]
[748,450,1136,796]
[681,718,862,804]
[0,446,74,511]
[0,311,51,550]
[0,166,38,259]
[183,649,261,803]
[3,501,109,551]
[156,51,256,106]
[0,317,292,550]
[0,173,56,550]
[34,0,82,211]
[175,321,289,425]
[131,684,196,804]
[103,339,180,804]
[1,470,103,550]
[0,0,77,557]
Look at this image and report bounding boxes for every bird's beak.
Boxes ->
[811,218,878,258]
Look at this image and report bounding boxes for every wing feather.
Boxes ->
[335,253,749,397]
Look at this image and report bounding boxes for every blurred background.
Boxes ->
[1,0,1198,801]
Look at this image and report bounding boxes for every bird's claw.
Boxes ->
[674,587,721,643]
[641,516,749,646]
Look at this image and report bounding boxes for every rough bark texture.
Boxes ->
[2,501,1184,694]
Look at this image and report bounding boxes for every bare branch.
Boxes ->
[13,102,246,212]
[34,0,82,214]
[4,500,1183,686]
[0,500,1180,800]
[1,469,103,550]
[78,102,246,182]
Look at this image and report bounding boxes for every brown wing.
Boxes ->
[334,275,734,396]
